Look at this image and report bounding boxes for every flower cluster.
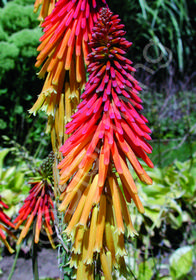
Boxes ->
[0,196,15,253]
[30,0,107,151]
[34,0,57,21]
[58,8,153,278]
[14,179,55,248]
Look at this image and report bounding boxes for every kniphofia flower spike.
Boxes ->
[0,196,15,253]
[34,0,56,21]
[58,8,154,279]
[14,179,55,248]
[30,0,107,151]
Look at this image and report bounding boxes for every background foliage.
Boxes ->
[0,0,50,157]
[110,0,196,74]
[0,0,195,157]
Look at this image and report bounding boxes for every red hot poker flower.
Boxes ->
[34,0,56,21]
[35,0,107,73]
[30,0,107,151]
[14,179,55,248]
[0,197,15,253]
[58,8,154,278]
[59,7,153,190]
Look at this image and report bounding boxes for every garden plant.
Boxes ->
[0,0,195,280]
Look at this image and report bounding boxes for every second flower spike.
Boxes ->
[30,0,107,151]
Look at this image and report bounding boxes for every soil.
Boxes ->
[0,248,61,280]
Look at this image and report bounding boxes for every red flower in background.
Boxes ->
[34,0,57,21]
[57,8,154,279]
[36,0,107,73]
[30,0,107,151]
[0,197,15,253]
[14,179,55,248]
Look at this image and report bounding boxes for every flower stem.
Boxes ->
[32,221,39,280]
[7,244,21,280]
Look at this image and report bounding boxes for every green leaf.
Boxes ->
[0,119,7,129]
[138,0,147,20]
[167,9,183,71]
[0,25,7,41]
[169,246,193,279]
[14,105,23,114]
[2,166,16,181]
[1,189,16,205]
[138,258,155,280]
[63,276,71,280]
[0,2,38,35]
[10,172,25,192]
[8,28,42,57]
[0,148,9,177]
[168,212,182,229]
[0,42,19,73]
[144,207,162,227]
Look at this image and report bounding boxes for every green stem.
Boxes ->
[32,221,39,280]
[8,244,21,280]
[158,122,162,168]
[32,241,39,280]
[128,268,137,280]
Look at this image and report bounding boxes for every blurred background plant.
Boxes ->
[121,154,196,280]
[0,141,42,220]
[0,0,195,279]
[0,0,50,157]
[110,0,196,75]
